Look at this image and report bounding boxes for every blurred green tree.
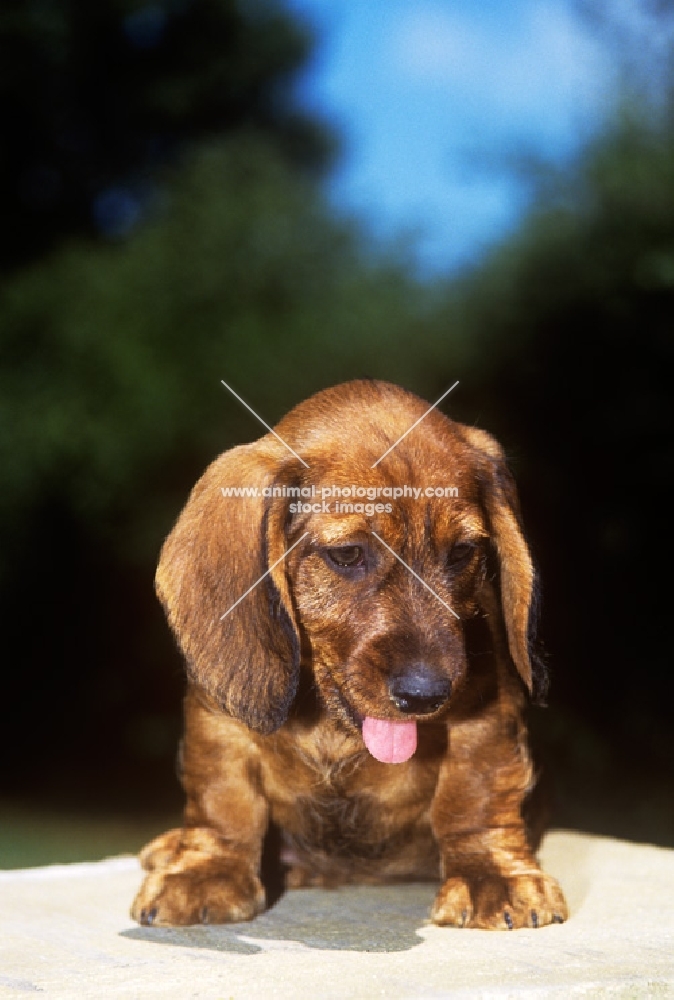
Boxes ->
[0,0,332,270]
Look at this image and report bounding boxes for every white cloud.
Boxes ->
[392,1,611,122]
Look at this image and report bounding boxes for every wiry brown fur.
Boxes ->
[131,380,568,930]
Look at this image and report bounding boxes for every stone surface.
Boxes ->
[1,831,674,998]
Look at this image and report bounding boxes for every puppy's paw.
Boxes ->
[431,871,568,930]
[131,864,265,926]
[132,828,265,926]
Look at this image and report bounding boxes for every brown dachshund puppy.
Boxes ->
[131,380,568,930]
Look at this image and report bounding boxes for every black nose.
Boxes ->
[389,664,451,715]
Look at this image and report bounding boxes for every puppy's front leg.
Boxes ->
[430,709,568,930]
[131,688,268,926]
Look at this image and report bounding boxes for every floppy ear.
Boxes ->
[461,426,546,703]
[155,439,301,734]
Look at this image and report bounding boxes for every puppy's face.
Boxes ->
[271,416,495,762]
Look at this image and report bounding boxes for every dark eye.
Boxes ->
[326,545,365,569]
[448,542,475,569]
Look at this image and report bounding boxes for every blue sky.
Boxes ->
[285,0,668,275]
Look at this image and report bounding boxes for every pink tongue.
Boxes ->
[362,717,417,764]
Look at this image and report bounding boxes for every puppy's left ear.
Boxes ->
[461,426,546,703]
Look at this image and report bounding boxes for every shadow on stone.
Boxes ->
[120,883,437,953]
[122,924,264,954]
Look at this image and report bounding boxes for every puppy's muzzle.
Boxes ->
[389,663,451,715]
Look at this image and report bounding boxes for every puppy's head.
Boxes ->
[157,381,544,757]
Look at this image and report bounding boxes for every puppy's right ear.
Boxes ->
[460,425,546,704]
[155,439,301,735]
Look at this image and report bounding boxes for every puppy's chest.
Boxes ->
[261,723,443,856]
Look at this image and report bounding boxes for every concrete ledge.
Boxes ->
[1,831,673,998]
